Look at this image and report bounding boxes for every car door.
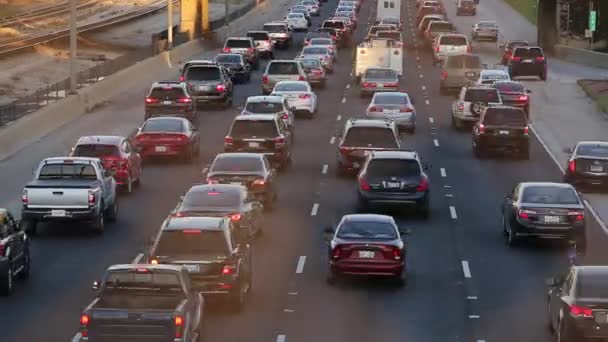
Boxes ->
[98,161,114,208]
[550,270,574,329]
[7,214,26,269]
[503,184,519,221]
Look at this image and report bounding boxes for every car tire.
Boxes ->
[0,264,13,296]
[21,220,37,236]
[452,114,462,129]
[17,251,30,280]
[417,197,430,219]
[505,218,519,247]
[106,199,118,223]
[395,272,407,287]
[92,212,105,234]
[473,143,485,159]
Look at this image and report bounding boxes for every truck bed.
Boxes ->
[94,294,184,311]
[25,179,98,189]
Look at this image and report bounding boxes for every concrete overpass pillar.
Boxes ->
[180,0,210,40]
[537,0,558,53]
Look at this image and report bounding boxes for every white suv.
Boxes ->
[433,33,471,63]
[451,85,502,128]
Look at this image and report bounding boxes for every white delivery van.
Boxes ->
[376,0,401,23]
[354,38,403,80]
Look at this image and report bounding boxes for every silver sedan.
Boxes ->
[308,38,338,58]
[299,46,335,73]
[270,81,318,118]
[365,92,417,133]
[472,21,498,41]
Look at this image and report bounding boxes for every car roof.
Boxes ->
[481,69,508,75]
[346,118,395,128]
[439,33,467,38]
[107,264,183,272]
[519,182,575,190]
[145,116,190,124]
[75,135,123,146]
[247,30,269,34]
[163,216,227,232]
[467,85,498,91]
[370,150,418,160]
[234,114,277,121]
[342,214,395,224]
[215,152,265,160]
[274,80,309,87]
[152,81,183,88]
[576,141,608,148]
[226,36,252,40]
[478,20,497,24]
[188,183,247,194]
[246,95,284,103]
[365,66,398,72]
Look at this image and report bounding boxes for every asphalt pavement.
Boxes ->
[1,0,608,341]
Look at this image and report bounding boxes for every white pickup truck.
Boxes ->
[353,38,403,80]
[21,157,118,235]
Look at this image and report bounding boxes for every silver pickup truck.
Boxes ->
[21,157,118,235]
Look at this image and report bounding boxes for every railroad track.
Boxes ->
[0,0,99,29]
[0,0,180,58]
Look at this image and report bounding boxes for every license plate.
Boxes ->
[544,216,560,224]
[523,59,533,63]
[162,101,172,105]
[51,209,66,217]
[384,109,399,114]
[590,165,603,172]
[358,251,374,258]
[499,130,509,135]
[155,146,167,152]
[249,142,260,148]
[230,182,242,185]
[595,312,608,324]
[466,72,476,77]
[385,181,401,189]
[183,264,200,273]
[377,84,384,88]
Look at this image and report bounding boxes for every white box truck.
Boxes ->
[353,38,403,80]
[376,0,401,23]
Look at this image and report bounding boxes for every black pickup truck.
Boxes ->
[80,264,205,342]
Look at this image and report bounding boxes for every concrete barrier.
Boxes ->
[554,44,608,70]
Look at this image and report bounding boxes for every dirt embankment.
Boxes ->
[578,79,608,114]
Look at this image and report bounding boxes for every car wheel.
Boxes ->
[106,199,118,223]
[92,212,105,234]
[17,251,30,280]
[124,175,133,194]
[417,197,430,219]
[21,220,37,236]
[326,270,338,285]
[473,143,484,159]
[395,271,407,287]
[505,220,519,247]
[0,264,13,296]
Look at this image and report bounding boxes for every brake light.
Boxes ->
[299,75,306,81]
[369,106,380,112]
[362,82,376,88]
[570,305,593,317]
[523,126,529,134]
[252,179,266,186]
[150,259,159,264]
[391,246,402,260]
[176,97,192,103]
[174,315,184,338]
[400,107,414,112]
[568,211,585,222]
[517,209,536,219]
[224,136,233,145]
[179,75,185,82]
[384,83,398,88]
[457,102,464,112]
[80,314,90,338]
[568,160,576,174]
[416,176,429,191]
[247,48,255,53]
[262,75,268,83]
[299,94,311,99]
[435,45,440,53]
[216,84,226,92]
[22,189,28,205]
[518,95,528,101]
[145,97,159,104]
[88,191,96,206]
[331,246,342,259]
[223,47,231,52]
[441,71,447,80]
[478,123,485,133]
[536,56,545,62]
[358,177,371,191]
[511,56,522,62]
[222,264,236,275]
[230,213,242,221]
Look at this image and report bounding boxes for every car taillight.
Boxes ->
[299,75,306,81]
[145,97,159,104]
[222,264,236,275]
[511,56,522,62]
[369,106,380,112]
[536,56,545,62]
[223,47,231,52]
[216,84,226,92]
[416,176,429,191]
[88,191,96,206]
[390,246,402,260]
[568,159,576,174]
[262,75,268,83]
[441,71,447,80]
[358,177,371,190]
[517,209,536,219]
[570,305,593,317]
[247,48,255,53]
[400,106,414,112]
[518,95,528,101]
[230,213,242,221]
[274,136,286,145]
[176,97,192,103]
[179,75,185,82]
[80,314,90,338]
[568,211,585,222]
[362,82,376,88]
[384,82,398,88]
[299,94,311,99]
[174,315,184,338]
[478,123,485,133]
[150,259,159,264]
[22,189,28,205]
[253,179,266,186]
[331,246,342,259]
[280,113,289,120]
[435,45,440,53]
[457,102,464,111]
[523,126,529,134]
[224,136,233,145]
[467,45,472,53]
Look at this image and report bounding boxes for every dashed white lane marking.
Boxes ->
[346,84,350,89]
[349,72,352,77]
[461,260,472,278]
[419,74,423,78]
[283,309,295,313]
[421,85,426,91]
[288,292,298,295]
[425,99,430,105]
[341,97,346,103]
[296,256,307,274]
[469,315,481,319]
[71,333,81,342]
[444,185,452,188]
[322,164,328,174]
[429,117,434,124]
[440,168,446,177]
[311,203,319,216]
[336,114,342,121]
[445,194,453,197]
[433,139,439,147]
[477,340,486,342]
[449,206,458,219]
[467,296,478,300]
[132,253,144,264]
[330,136,336,144]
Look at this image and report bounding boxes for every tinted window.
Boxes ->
[211,156,264,172]
[247,32,269,40]
[465,55,482,68]
[310,38,332,45]
[374,94,410,105]
[73,144,120,158]
[461,0,475,6]
[245,101,283,113]
[521,186,579,204]
[297,58,321,68]
[38,164,97,180]
[508,41,529,49]
[367,159,420,177]
[343,127,398,148]
[576,145,608,157]
[268,62,299,74]
[365,69,397,79]
[186,67,221,81]
[323,21,345,29]
[142,119,185,133]
[440,36,467,45]
[513,47,543,57]
[156,230,228,256]
[104,271,182,291]
[577,273,608,298]
[216,54,242,63]
[337,221,398,239]
[182,189,241,208]
[288,14,304,18]
[226,39,252,48]
[482,72,509,81]
[264,24,286,33]
[275,83,308,92]
[231,120,278,138]
[376,31,401,40]
[495,82,525,93]
[465,89,500,102]
[430,22,453,32]
[150,87,186,99]
[483,108,527,126]
[303,47,328,54]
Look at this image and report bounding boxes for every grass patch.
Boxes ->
[599,96,608,114]
[503,0,538,24]
[578,79,608,114]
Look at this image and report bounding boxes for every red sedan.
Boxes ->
[133,117,200,163]
[70,135,142,193]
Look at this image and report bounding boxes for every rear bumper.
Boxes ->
[360,87,399,95]
[191,93,229,103]
[225,147,288,163]
[330,260,404,276]
[144,105,193,116]
[570,318,608,338]
[476,136,529,150]
[22,207,98,222]
[513,221,583,239]
[359,190,427,205]
[509,64,545,75]
[567,173,608,187]
[139,144,189,158]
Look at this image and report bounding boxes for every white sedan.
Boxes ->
[270,81,318,118]
[476,69,510,85]
[286,13,309,31]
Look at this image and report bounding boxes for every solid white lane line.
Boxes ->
[421,85,426,91]
[288,292,298,295]
[440,168,446,177]
[429,117,434,123]
[336,115,342,121]
[71,333,81,342]
[445,194,453,197]
[283,309,295,313]
[444,185,452,188]
[296,256,306,274]
[450,206,457,219]
[341,97,346,103]
[477,340,486,342]
[330,136,335,144]
[322,164,328,174]
[433,139,439,147]
[529,124,565,174]
[425,99,430,105]
[132,253,144,264]
[311,203,319,216]
[461,260,472,278]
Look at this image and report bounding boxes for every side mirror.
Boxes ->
[323,226,335,241]
[290,106,297,112]
[422,162,431,170]
[546,277,561,287]
[563,147,573,154]
[92,281,100,291]
[526,89,532,94]
[499,44,505,49]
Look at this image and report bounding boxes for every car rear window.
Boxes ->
[310,38,332,45]
[507,41,529,49]
[376,31,402,40]
[374,93,410,105]
[460,0,475,7]
[211,156,264,172]
[513,47,543,57]
[104,271,181,291]
[343,127,398,148]
[247,32,269,40]
[577,273,608,298]
[264,24,286,33]
[483,108,527,126]
[365,69,397,79]
[149,87,186,100]
[337,221,397,240]
[521,186,579,205]
[323,21,345,29]
[274,83,308,92]
[183,189,241,208]
[268,62,299,74]
[297,58,322,68]
[39,163,97,179]
[440,36,467,45]
[186,67,221,81]
[156,230,228,256]
[303,47,328,54]
[226,39,252,48]
[465,89,500,102]
[367,159,420,177]
[245,101,283,113]
[230,120,278,138]
[216,54,242,63]
[495,82,525,93]
[288,13,304,19]
[73,144,120,158]
[576,145,608,157]
[429,22,453,32]
[141,119,184,133]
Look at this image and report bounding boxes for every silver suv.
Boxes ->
[261,60,307,95]
[439,54,482,94]
[451,85,502,128]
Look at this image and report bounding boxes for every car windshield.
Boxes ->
[495,82,525,93]
[216,55,242,63]
[149,87,185,99]
[141,119,184,133]
[72,144,120,158]
[182,189,241,209]
[478,22,497,28]
[103,271,182,291]
[268,62,299,74]
[231,120,278,138]
[374,94,410,105]
[465,89,500,102]
[311,38,332,45]
[577,273,608,298]
[247,32,268,40]
[343,127,398,148]
[337,220,398,240]
[275,83,308,92]
[156,230,229,257]
[367,159,421,177]
[245,101,283,113]
[440,36,467,45]
[226,40,251,48]
[288,14,303,18]
[483,108,527,126]
[186,67,220,81]
[211,156,264,172]
[303,47,327,55]
[430,22,453,32]
[38,163,98,180]
[483,72,508,81]
[365,69,397,79]
[264,24,286,33]
[521,186,579,204]
[513,47,543,57]
[508,41,529,49]
[576,145,608,157]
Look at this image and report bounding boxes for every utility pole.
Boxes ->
[225,0,229,27]
[69,0,77,94]
[167,0,173,49]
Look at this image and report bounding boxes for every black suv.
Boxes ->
[0,208,30,296]
[507,46,547,80]
[472,105,530,159]
[224,114,293,169]
[337,118,401,176]
[223,37,259,69]
[147,216,252,310]
[183,61,234,108]
[144,81,196,122]
[357,151,430,217]
[215,53,251,83]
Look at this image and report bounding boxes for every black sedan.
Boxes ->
[501,182,586,249]
[0,208,30,296]
[547,266,608,341]
[493,80,531,116]
[563,141,608,190]
[172,184,264,238]
[205,153,277,209]
[215,53,251,83]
